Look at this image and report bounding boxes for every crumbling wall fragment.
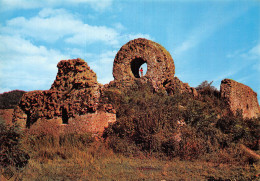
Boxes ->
[220,79,260,118]
[13,58,116,131]
[164,77,198,97]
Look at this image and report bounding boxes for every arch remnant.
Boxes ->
[113,38,175,89]
[131,58,146,78]
[12,38,259,134]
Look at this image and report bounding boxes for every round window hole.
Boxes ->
[131,58,147,78]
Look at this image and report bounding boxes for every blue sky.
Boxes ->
[0,0,259,101]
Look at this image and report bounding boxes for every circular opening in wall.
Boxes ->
[131,58,147,78]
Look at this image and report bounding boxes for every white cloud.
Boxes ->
[227,44,260,71]
[87,0,113,11]
[247,44,260,59]
[65,24,119,46]
[213,70,240,83]
[88,50,117,84]
[0,7,153,90]
[228,44,260,59]
[212,43,260,92]
[0,35,69,90]
[65,48,93,58]
[3,9,80,42]
[113,23,125,31]
[174,38,197,56]
[236,75,251,84]
[247,44,260,71]
[0,0,113,11]
[2,8,119,45]
[99,50,117,63]
[2,8,151,47]
[123,33,152,42]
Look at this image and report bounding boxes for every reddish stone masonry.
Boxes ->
[13,58,116,133]
[12,39,259,135]
[220,79,260,118]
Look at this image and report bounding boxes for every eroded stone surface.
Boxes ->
[113,38,175,90]
[220,79,260,118]
[28,111,116,135]
[164,77,198,97]
[12,39,260,135]
[51,58,97,91]
[13,58,116,130]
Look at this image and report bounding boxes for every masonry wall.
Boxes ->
[65,112,116,134]
[220,79,260,118]
[28,111,116,135]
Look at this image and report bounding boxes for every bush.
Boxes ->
[217,114,259,150]
[0,118,29,169]
[0,90,25,109]
[102,80,259,163]
[103,82,184,155]
[102,82,205,158]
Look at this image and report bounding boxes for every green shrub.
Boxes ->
[102,80,259,163]
[217,115,259,150]
[103,81,203,157]
[0,118,29,169]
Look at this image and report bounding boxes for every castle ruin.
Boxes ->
[12,38,260,134]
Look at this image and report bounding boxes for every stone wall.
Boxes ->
[12,39,260,135]
[65,112,116,134]
[13,58,116,132]
[110,38,197,96]
[112,38,175,90]
[220,79,260,118]
[164,77,198,97]
[29,112,116,135]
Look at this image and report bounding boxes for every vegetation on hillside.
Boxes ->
[102,80,259,163]
[0,118,29,171]
[0,81,259,180]
[0,90,26,109]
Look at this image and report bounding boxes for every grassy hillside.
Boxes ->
[1,117,258,180]
[0,82,259,180]
[102,81,259,160]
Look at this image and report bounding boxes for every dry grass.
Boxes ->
[0,109,14,126]
[1,109,259,180]
[9,132,258,181]
[14,152,259,180]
